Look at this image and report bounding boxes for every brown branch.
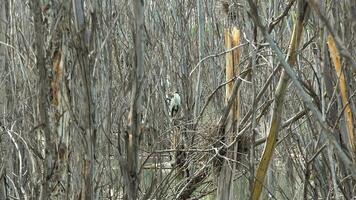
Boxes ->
[189,43,248,77]
[308,0,356,72]
[267,0,296,33]
[249,0,356,179]
[194,68,251,128]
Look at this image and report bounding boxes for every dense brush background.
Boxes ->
[0,0,355,199]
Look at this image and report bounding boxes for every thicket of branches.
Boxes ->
[0,0,355,199]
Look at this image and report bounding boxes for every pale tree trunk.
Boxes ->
[249,0,308,199]
[48,2,71,198]
[216,28,241,200]
[191,0,205,191]
[124,0,145,199]
[248,4,258,195]
[0,1,8,199]
[327,35,356,159]
[72,0,97,199]
[30,1,55,199]
[173,0,192,185]
[194,0,205,118]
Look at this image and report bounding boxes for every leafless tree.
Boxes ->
[0,0,355,199]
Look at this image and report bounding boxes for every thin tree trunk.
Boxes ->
[125,0,145,199]
[30,1,55,199]
[327,35,356,160]
[216,28,241,200]
[250,1,309,199]
[72,0,96,199]
[194,0,205,118]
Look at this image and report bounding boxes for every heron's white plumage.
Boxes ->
[168,92,181,117]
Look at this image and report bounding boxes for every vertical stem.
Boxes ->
[30,1,53,199]
[126,0,144,199]
[327,35,356,160]
[249,0,308,199]
[194,0,205,118]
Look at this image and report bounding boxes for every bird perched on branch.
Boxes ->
[166,92,181,117]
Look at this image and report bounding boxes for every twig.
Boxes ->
[189,43,247,77]
[248,0,356,178]
[194,68,250,128]
[267,0,296,33]
[308,0,356,72]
